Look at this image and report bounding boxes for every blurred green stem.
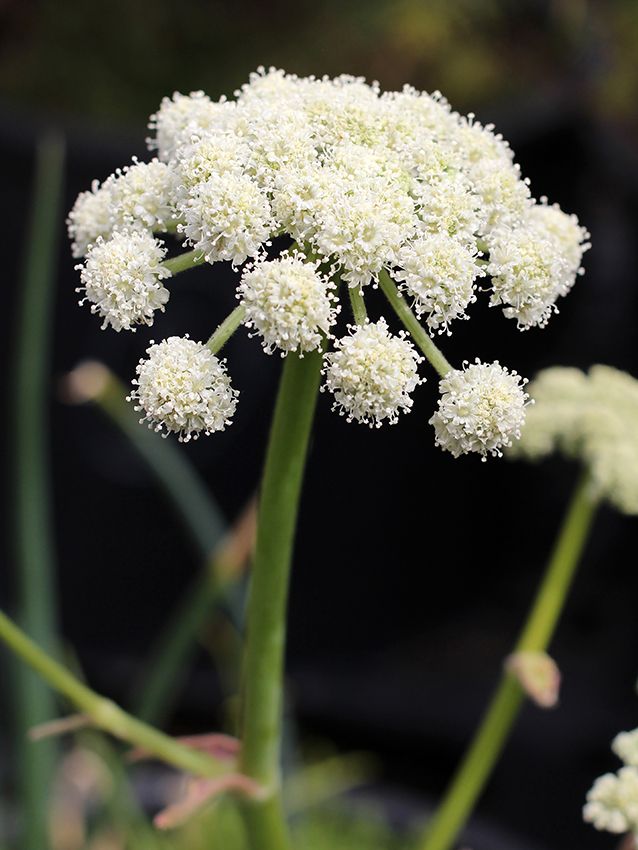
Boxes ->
[378,270,452,378]
[239,350,323,850]
[0,608,230,779]
[70,363,246,724]
[12,133,65,850]
[420,470,598,850]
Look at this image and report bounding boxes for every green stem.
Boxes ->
[0,609,229,779]
[378,270,453,378]
[348,285,367,325]
[162,248,206,275]
[12,133,65,850]
[419,470,598,850]
[207,305,247,355]
[239,350,324,850]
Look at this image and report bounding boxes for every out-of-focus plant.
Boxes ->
[0,66,611,850]
[64,360,255,725]
[9,133,65,850]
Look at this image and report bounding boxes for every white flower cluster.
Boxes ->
[76,230,171,332]
[584,727,638,840]
[69,69,588,443]
[238,252,338,355]
[129,337,238,441]
[430,360,529,459]
[323,320,422,427]
[509,366,638,514]
[488,201,590,330]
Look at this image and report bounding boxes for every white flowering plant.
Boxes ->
[9,67,634,850]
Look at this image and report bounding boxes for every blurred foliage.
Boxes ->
[0,0,635,133]
[49,734,402,850]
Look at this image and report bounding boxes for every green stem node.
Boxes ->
[0,609,228,779]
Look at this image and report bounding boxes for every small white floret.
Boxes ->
[129,336,238,441]
[614,730,638,768]
[584,767,638,836]
[77,230,171,332]
[148,91,237,161]
[394,233,484,333]
[107,158,175,231]
[67,180,115,258]
[179,173,273,266]
[430,360,529,459]
[238,252,338,354]
[323,318,422,427]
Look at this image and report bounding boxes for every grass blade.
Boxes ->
[11,132,65,850]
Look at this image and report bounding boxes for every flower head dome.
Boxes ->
[107,158,175,231]
[180,173,273,266]
[238,252,338,355]
[77,230,171,331]
[487,200,589,329]
[148,91,237,161]
[129,337,238,441]
[614,731,638,768]
[323,319,422,427]
[430,360,529,459]
[584,768,638,837]
[68,69,590,441]
[393,233,484,333]
[509,365,638,514]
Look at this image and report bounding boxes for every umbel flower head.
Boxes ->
[68,68,590,445]
[77,230,171,332]
[509,366,638,514]
[584,726,638,841]
[430,360,529,459]
[129,337,238,441]
[323,319,422,427]
[238,252,338,355]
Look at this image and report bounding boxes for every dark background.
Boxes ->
[2,1,638,848]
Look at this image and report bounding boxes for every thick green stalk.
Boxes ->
[239,350,324,850]
[11,133,65,850]
[420,471,598,850]
[378,270,452,378]
[0,609,229,779]
[162,249,206,275]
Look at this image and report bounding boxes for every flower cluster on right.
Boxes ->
[585,727,638,841]
[68,69,590,455]
[509,365,638,514]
